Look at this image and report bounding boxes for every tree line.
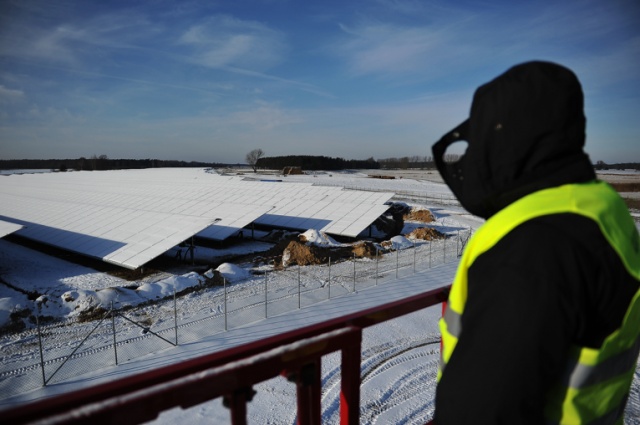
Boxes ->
[252,153,466,171]
[255,155,380,171]
[4,155,634,173]
[594,161,640,171]
[378,156,436,169]
[0,156,225,171]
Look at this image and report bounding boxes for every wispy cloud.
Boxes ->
[0,8,159,67]
[333,0,639,85]
[0,85,25,102]
[174,14,334,97]
[0,23,79,66]
[223,66,335,98]
[218,102,303,130]
[337,22,446,76]
[178,15,287,71]
[372,0,431,15]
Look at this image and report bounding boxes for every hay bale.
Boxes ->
[351,241,379,258]
[407,227,445,241]
[282,241,333,267]
[404,208,436,223]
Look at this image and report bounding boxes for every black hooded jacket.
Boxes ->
[433,62,639,424]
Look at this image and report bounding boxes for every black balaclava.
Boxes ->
[432,61,595,219]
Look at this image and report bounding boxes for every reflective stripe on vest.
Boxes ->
[438,181,640,424]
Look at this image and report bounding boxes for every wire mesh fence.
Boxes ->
[0,230,471,401]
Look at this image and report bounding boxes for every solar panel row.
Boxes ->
[0,169,393,269]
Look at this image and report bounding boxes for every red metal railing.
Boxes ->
[1,285,450,425]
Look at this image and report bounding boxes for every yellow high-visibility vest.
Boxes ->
[439,181,640,424]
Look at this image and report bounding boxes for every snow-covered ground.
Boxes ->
[0,168,639,424]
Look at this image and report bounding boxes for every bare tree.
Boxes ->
[443,153,462,163]
[246,148,264,172]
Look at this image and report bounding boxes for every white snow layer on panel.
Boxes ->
[0,220,23,238]
[0,169,395,267]
[324,205,392,237]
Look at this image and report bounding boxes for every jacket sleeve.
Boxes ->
[434,219,586,424]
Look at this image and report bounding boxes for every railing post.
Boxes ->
[292,361,322,425]
[229,395,248,425]
[223,387,256,425]
[340,328,362,425]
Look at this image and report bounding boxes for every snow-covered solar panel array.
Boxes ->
[0,220,23,238]
[0,169,393,269]
[254,191,393,237]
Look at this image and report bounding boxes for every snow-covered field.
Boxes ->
[0,168,638,424]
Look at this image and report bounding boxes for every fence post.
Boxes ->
[375,247,379,286]
[298,264,301,309]
[35,307,46,387]
[443,236,446,263]
[328,257,331,299]
[265,269,268,319]
[174,290,178,346]
[353,253,356,292]
[413,240,416,272]
[396,247,399,278]
[111,302,118,365]
[224,277,228,331]
[429,240,432,268]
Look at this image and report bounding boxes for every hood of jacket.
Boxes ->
[432,61,596,219]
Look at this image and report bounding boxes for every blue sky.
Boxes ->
[1,0,639,164]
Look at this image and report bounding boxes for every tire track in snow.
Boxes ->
[360,359,438,424]
[317,337,440,425]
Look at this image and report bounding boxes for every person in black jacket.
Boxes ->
[432,61,640,424]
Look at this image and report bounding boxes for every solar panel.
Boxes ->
[252,187,393,237]
[0,169,394,269]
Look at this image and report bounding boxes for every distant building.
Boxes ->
[283,166,303,175]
